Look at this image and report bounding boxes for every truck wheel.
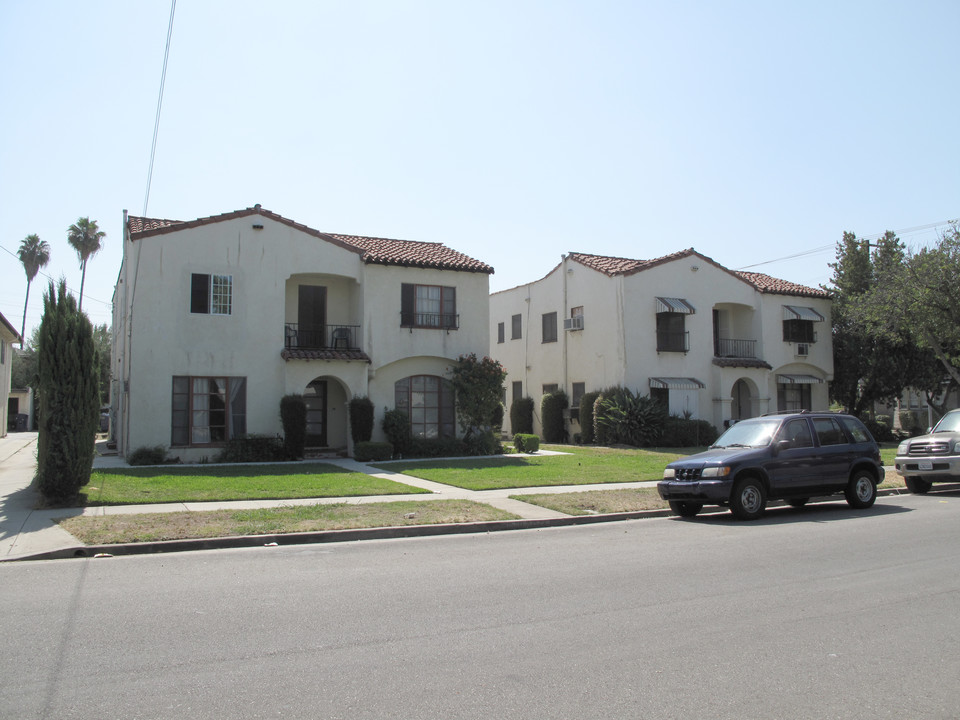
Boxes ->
[904,476,932,494]
[669,501,703,518]
[845,470,877,509]
[730,478,766,520]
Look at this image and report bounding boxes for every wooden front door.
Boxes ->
[304,380,327,447]
[298,285,327,348]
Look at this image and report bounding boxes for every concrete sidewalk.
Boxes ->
[0,433,664,562]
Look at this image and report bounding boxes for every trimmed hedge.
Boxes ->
[280,394,307,458]
[349,396,375,443]
[579,391,601,444]
[660,417,718,447]
[510,397,534,435]
[354,441,394,462]
[215,434,289,463]
[513,433,540,453]
[128,445,169,466]
[541,390,569,443]
[382,409,412,457]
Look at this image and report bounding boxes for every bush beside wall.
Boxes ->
[510,397,534,435]
[513,433,540,453]
[354,441,394,462]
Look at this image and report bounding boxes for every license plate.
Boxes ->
[918,460,933,471]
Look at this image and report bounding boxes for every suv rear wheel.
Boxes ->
[904,476,932,494]
[669,501,703,518]
[730,477,766,520]
[845,470,877,509]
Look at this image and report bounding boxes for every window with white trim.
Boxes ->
[191,273,233,315]
[172,376,246,446]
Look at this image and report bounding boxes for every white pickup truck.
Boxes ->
[895,408,960,493]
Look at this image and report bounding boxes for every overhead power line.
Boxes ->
[737,217,958,272]
[143,0,177,216]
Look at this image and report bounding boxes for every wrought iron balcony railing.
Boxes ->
[715,338,757,358]
[284,324,361,351]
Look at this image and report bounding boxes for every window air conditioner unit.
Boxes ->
[563,316,584,331]
[796,343,810,357]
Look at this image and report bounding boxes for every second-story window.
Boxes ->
[191,273,232,315]
[401,284,457,329]
[511,313,522,339]
[782,305,824,343]
[655,297,694,353]
[497,322,505,344]
[542,311,558,343]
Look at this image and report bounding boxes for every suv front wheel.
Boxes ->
[904,476,932,494]
[730,477,766,520]
[845,470,877,509]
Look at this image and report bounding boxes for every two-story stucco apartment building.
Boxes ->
[490,249,833,437]
[112,205,493,461]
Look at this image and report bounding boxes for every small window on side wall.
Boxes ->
[191,273,232,315]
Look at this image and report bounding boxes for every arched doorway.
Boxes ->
[731,379,752,421]
[304,379,327,447]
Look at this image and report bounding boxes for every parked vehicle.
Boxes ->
[895,408,960,493]
[658,411,883,520]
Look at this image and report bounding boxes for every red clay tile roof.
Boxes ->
[567,249,829,298]
[126,206,493,274]
[281,348,372,362]
[733,271,831,298]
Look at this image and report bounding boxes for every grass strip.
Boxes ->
[512,488,668,516]
[82,463,429,506]
[58,499,519,545]
[373,445,690,490]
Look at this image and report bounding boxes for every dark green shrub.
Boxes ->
[541,390,568,443]
[349,396,375,443]
[594,388,664,447]
[513,433,540,453]
[510,397,534,435]
[864,416,895,442]
[214,434,288,463]
[382,408,412,457]
[897,410,923,436]
[491,403,505,434]
[36,280,100,503]
[462,429,503,456]
[408,437,468,458]
[280,394,307,458]
[579,391,601,444]
[128,445,168,466]
[354,441,394,462]
[660,417,718,447]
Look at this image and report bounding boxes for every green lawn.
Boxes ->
[511,488,668,516]
[372,445,691,490]
[82,463,430,506]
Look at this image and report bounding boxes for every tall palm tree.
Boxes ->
[66,217,106,312]
[17,233,51,345]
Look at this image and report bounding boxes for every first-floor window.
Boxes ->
[777,383,811,412]
[395,375,455,439]
[172,376,247,446]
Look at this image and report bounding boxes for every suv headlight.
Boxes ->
[955,442,960,454]
[663,468,676,479]
[897,441,909,455]
[701,466,731,478]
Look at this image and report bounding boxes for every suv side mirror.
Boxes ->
[774,439,792,455]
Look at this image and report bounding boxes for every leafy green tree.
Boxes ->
[66,217,106,312]
[16,233,51,344]
[11,326,40,390]
[36,280,100,504]
[858,223,960,390]
[827,231,926,416]
[449,353,507,437]
[91,323,111,405]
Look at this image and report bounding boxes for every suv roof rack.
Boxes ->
[760,410,810,416]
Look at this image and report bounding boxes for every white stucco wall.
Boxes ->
[115,212,492,461]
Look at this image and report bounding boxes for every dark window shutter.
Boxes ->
[400,283,415,326]
[191,274,210,314]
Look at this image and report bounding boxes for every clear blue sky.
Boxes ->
[2,0,957,340]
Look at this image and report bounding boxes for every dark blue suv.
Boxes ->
[658,411,883,520]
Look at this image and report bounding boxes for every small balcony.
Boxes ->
[284,323,361,351]
[715,338,757,359]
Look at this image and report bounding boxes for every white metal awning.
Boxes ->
[656,297,696,314]
[649,377,705,390]
[776,374,823,384]
[782,305,825,322]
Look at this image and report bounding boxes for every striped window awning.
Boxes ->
[649,377,705,390]
[777,374,823,384]
[656,297,696,314]
[783,305,825,322]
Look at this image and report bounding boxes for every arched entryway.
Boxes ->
[731,379,753,421]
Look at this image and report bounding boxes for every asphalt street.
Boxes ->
[2,491,959,719]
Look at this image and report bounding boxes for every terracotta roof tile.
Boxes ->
[280,348,372,363]
[126,206,493,274]
[734,271,831,298]
[568,249,696,276]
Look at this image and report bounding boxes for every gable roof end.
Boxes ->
[126,206,494,274]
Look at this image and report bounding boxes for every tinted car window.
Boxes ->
[813,417,847,446]
[781,419,813,447]
[839,416,871,443]
[712,419,781,448]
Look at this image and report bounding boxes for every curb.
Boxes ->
[4,487,914,563]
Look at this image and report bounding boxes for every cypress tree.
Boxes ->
[36,280,100,504]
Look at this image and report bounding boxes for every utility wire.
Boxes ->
[143,0,177,216]
[0,243,111,307]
